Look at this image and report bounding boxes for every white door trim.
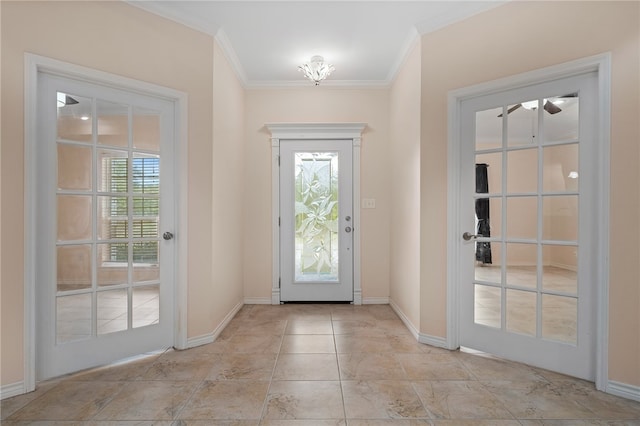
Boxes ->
[446,53,611,391]
[266,123,366,305]
[23,53,189,393]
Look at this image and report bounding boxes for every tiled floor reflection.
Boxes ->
[3,304,640,424]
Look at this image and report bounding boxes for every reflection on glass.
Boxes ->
[543,94,579,143]
[475,153,502,194]
[97,149,128,193]
[507,149,538,193]
[475,243,502,282]
[133,285,160,328]
[506,243,537,288]
[58,144,92,190]
[98,196,128,240]
[97,100,129,147]
[97,289,128,335]
[57,195,92,241]
[294,152,339,282]
[133,242,159,283]
[476,107,503,150]
[543,144,579,192]
[506,196,537,239]
[133,107,161,151]
[507,100,538,146]
[57,244,92,291]
[542,245,577,294]
[97,243,128,287]
[57,93,92,143]
[57,293,91,343]
[506,289,536,336]
[543,196,578,241]
[132,153,160,195]
[542,294,577,344]
[474,284,501,328]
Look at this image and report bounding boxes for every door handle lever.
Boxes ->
[462,232,478,241]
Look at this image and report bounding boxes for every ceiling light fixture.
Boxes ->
[298,55,334,86]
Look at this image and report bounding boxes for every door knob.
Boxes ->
[345,226,352,233]
[462,232,478,241]
[163,231,174,240]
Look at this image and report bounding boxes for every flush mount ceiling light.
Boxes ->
[298,55,335,86]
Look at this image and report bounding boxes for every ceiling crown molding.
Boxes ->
[126,1,219,36]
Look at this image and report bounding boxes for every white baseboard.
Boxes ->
[362,297,389,305]
[418,333,449,349]
[1,381,25,400]
[389,299,419,340]
[608,380,640,402]
[244,297,272,304]
[185,300,243,349]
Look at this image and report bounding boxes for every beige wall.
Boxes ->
[210,41,246,331]
[0,1,217,385]
[243,88,391,301]
[389,40,421,328]
[420,1,640,385]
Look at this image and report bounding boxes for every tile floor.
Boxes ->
[3,303,640,425]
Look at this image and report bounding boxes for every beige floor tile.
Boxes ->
[273,354,339,380]
[396,354,472,381]
[234,320,287,336]
[1,379,61,420]
[178,380,269,420]
[550,380,640,419]
[412,381,514,419]
[342,380,428,419]
[7,381,124,421]
[69,352,162,382]
[347,420,433,425]
[483,380,597,419]
[207,353,277,381]
[260,419,346,425]
[280,334,336,353]
[455,351,544,381]
[335,335,397,353]
[93,381,197,421]
[338,353,407,380]
[172,421,259,426]
[332,319,382,336]
[285,319,334,334]
[431,421,522,425]
[140,350,216,381]
[223,333,283,353]
[263,380,344,419]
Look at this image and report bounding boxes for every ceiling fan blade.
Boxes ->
[544,100,562,114]
[65,95,79,105]
[498,103,522,117]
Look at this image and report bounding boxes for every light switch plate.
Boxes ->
[362,198,376,209]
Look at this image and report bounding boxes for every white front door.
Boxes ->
[279,140,354,302]
[458,72,598,380]
[36,73,175,380]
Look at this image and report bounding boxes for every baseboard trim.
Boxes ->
[418,333,449,349]
[1,381,25,400]
[185,300,243,349]
[389,299,419,340]
[244,297,273,305]
[608,380,640,402]
[362,297,389,305]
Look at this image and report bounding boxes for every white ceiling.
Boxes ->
[127,1,507,87]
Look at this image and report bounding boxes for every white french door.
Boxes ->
[36,73,175,380]
[458,72,598,380]
[279,140,354,302]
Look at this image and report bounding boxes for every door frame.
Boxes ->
[23,54,189,393]
[266,123,366,305]
[446,53,611,391]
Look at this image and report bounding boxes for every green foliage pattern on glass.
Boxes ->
[294,153,339,277]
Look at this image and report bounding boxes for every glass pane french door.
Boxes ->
[280,140,353,301]
[459,72,598,380]
[36,73,175,380]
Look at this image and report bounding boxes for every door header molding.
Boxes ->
[266,123,366,142]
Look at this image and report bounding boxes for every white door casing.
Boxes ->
[447,54,611,390]
[23,54,188,392]
[279,139,353,302]
[267,123,365,305]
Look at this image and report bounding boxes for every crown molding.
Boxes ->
[125,1,219,36]
[215,29,249,87]
[415,1,508,35]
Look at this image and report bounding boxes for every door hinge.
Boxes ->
[278,217,281,226]
[278,278,281,287]
[277,155,280,166]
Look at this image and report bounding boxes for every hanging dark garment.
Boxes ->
[475,163,492,264]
